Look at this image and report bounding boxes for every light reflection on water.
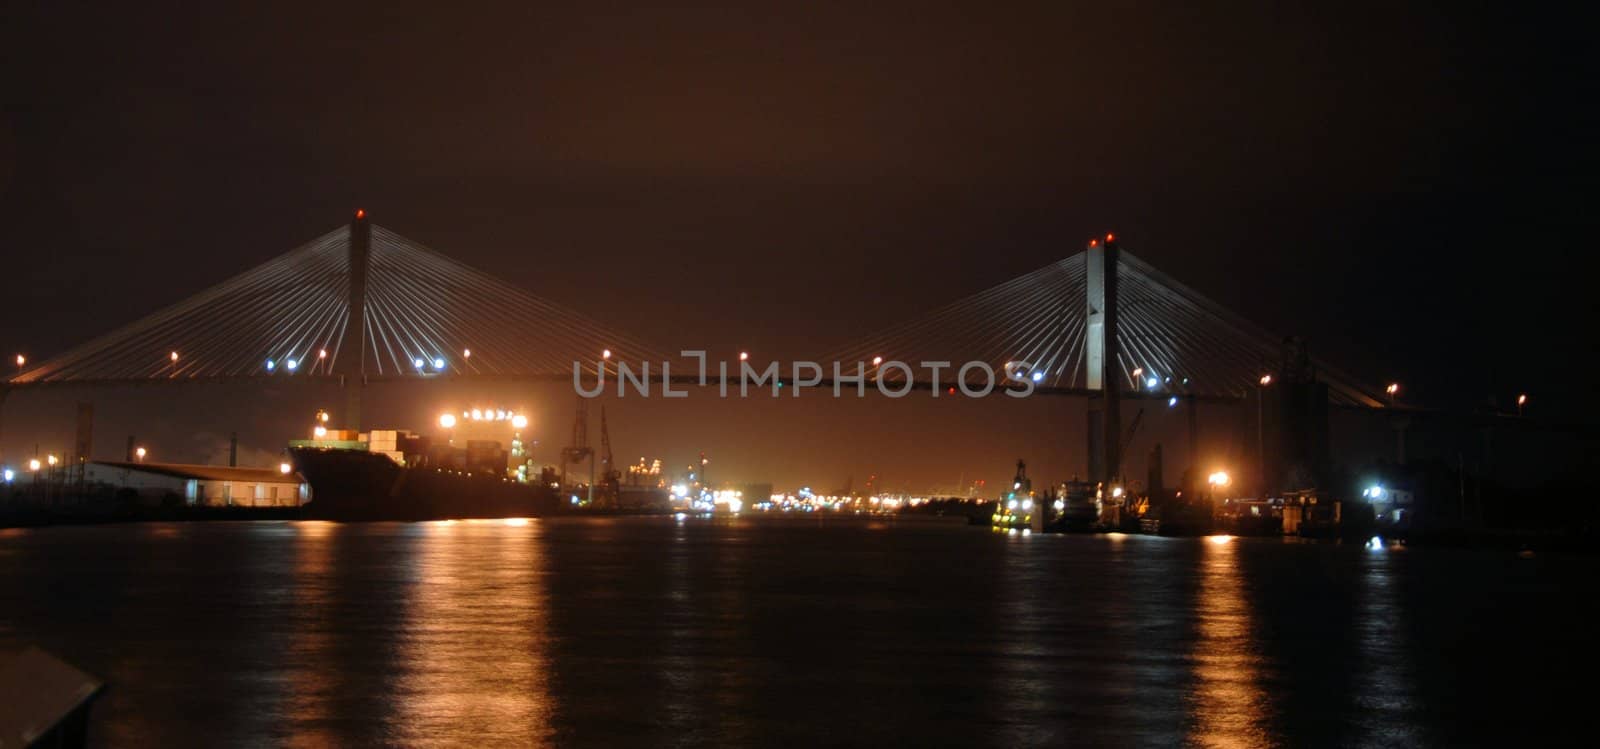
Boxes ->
[0,518,1592,746]
[390,520,553,745]
[1189,533,1270,748]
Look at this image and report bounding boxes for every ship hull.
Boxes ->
[289,447,561,521]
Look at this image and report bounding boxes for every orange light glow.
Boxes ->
[1106,233,1115,242]
[355,209,366,219]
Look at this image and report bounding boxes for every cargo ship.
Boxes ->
[286,409,560,521]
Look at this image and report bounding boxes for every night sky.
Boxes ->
[2,2,1594,489]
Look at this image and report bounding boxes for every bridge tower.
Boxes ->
[1084,235,1121,485]
[337,210,371,431]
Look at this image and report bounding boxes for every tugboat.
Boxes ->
[286,409,559,521]
[991,459,1037,531]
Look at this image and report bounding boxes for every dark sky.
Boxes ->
[2,2,1595,488]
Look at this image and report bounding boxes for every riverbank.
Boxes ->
[0,503,303,529]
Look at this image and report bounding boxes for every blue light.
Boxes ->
[432,357,445,369]
[2,469,13,483]
[413,357,425,369]
[1146,377,1159,389]
[1031,371,1044,382]
[1167,396,1179,407]
[285,358,298,371]
[265,359,275,371]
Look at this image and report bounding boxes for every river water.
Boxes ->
[0,516,1589,746]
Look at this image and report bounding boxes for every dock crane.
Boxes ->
[560,397,594,505]
[1111,408,1146,482]
[598,406,621,508]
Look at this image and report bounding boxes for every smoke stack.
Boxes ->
[125,435,136,462]
[229,432,238,467]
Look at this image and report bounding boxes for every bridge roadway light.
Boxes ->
[439,413,457,429]
[511,414,528,430]
[433,357,445,370]
[285,358,298,371]
[413,357,425,370]
[463,348,472,359]
[265,359,276,371]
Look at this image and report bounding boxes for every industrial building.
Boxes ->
[84,461,308,507]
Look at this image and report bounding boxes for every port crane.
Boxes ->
[1114,408,1146,481]
[560,397,595,505]
[597,406,621,508]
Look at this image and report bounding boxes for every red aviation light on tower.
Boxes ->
[354,209,366,220]
[1105,233,1115,243]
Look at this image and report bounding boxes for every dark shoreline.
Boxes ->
[3,505,1593,553]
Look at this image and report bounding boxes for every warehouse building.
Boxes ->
[84,461,309,507]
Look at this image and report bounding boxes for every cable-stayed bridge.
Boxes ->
[8,216,672,385]
[823,240,1384,408]
[3,215,1392,483]
[6,216,1383,404]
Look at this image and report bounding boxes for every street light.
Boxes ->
[1517,393,1528,417]
[279,462,292,475]
[1386,382,1400,405]
[46,454,58,467]
[1257,375,1272,496]
[28,459,41,472]
[135,446,147,462]
[14,354,24,368]
[439,413,457,429]
[1208,471,1231,488]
